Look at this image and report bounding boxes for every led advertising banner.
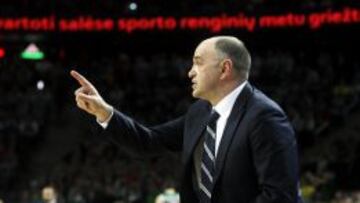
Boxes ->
[0,7,359,33]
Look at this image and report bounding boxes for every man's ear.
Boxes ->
[220,59,233,80]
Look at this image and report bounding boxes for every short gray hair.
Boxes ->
[214,36,251,79]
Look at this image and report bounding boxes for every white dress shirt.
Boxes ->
[212,81,247,156]
[193,81,247,186]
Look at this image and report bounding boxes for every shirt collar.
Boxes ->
[213,81,247,119]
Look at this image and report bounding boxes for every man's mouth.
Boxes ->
[192,82,197,89]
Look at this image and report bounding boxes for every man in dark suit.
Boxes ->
[71,36,302,203]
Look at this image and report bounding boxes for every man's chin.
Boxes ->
[192,91,204,100]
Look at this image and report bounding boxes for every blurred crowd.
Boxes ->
[0,43,360,202]
[0,59,58,189]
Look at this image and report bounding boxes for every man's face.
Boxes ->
[42,187,56,201]
[188,39,222,102]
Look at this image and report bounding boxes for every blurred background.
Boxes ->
[0,0,360,202]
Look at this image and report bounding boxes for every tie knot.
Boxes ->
[209,110,220,124]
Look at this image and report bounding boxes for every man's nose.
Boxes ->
[188,67,195,78]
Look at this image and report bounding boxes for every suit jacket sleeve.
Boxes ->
[101,109,184,153]
[250,109,300,203]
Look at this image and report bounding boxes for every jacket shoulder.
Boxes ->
[249,87,286,117]
[186,99,211,115]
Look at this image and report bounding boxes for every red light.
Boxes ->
[0,48,5,58]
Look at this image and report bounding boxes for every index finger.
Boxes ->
[70,70,94,88]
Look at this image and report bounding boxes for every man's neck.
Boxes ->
[210,80,245,106]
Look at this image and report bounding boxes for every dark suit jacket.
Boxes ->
[103,83,302,203]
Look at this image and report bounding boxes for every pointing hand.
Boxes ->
[70,70,113,122]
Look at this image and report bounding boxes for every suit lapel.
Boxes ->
[184,102,211,165]
[213,83,253,185]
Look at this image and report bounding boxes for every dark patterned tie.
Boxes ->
[199,110,220,203]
